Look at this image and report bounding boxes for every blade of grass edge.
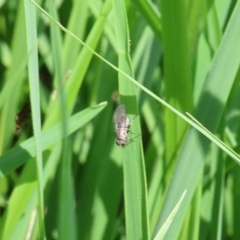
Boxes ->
[154,190,187,240]
[0,102,107,177]
[23,0,45,238]
[112,0,149,239]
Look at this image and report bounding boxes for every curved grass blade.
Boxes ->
[154,190,187,240]
[0,102,107,177]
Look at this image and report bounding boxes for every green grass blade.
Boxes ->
[0,2,27,153]
[48,2,77,239]
[28,0,240,167]
[0,102,106,239]
[49,0,63,87]
[155,1,240,239]
[112,0,149,239]
[58,146,77,240]
[62,0,88,74]
[154,190,187,240]
[0,103,107,177]
[133,0,162,41]
[0,57,27,111]
[161,0,192,173]
[39,0,112,128]
[23,0,45,237]
[2,1,240,239]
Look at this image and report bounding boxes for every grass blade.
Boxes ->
[23,0,45,237]
[0,103,107,177]
[155,1,240,238]
[112,0,149,239]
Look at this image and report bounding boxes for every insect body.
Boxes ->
[114,104,132,147]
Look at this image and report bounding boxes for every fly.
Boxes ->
[114,104,139,147]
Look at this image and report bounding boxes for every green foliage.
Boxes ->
[0,0,240,239]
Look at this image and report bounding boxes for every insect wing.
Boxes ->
[114,104,129,128]
[114,104,127,121]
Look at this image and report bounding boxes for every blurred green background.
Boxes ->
[1,0,240,239]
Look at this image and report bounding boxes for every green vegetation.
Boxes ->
[0,0,240,239]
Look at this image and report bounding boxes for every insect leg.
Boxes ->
[128,130,142,136]
[129,114,138,125]
[124,134,141,146]
[128,114,141,135]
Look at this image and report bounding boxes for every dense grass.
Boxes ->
[0,0,240,239]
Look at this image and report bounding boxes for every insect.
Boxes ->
[114,104,138,147]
